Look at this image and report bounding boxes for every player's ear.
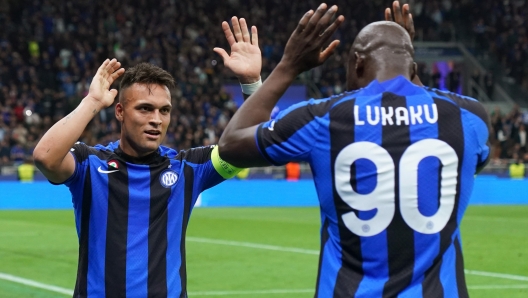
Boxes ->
[355,52,365,78]
[411,62,417,81]
[115,102,124,122]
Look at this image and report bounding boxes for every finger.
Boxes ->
[96,59,110,76]
[213,47,230,62]
[408,14,415,40]
[108,68,125,85]
[105,59,118,77]
[239,18,251,43]
[385,8,393,21]
[319,40,340,63]
[319,15,345,46]
[111,61,122,72]
[251,26,259,46]
[311,5,337,38]
[295,10,314,34]
[304,3,328,34]
[221,21,236,46]
[402,4,415,39]
[231,16,243,42]
[393,1,403,25]
[108,89,118,99]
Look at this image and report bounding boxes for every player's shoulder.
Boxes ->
[424,87,489,124]
[278,91,358,121]
[71,141,114,162]
[174,145,214,165]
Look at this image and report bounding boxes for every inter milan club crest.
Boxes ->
[160,170,178,188]
[107,160,118,169]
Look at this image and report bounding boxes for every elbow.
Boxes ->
[218,134,239,165]
[32,146,55,172]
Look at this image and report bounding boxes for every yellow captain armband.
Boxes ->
[211,145,243,179]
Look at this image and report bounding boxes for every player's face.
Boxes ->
[116,83,172,157]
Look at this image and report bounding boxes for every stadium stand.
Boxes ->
[0,0,527,176]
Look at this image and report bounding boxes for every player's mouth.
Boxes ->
[145,130,161,139]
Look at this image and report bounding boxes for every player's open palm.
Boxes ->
[214,17,261,84]
[282,4,344,75]
[88,58,125,108]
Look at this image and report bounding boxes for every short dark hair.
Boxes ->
[119,63,175,100]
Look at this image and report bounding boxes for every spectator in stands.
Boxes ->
[17,156,35,182]
[509,154,525,179]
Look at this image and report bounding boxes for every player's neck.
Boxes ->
[373,70,411,84]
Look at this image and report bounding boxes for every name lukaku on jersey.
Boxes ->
[354,104,438,126]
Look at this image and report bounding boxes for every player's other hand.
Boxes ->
[385,1,415,41]
[280,3,344,76]
[214,17,262,84]
[87,58,125,109]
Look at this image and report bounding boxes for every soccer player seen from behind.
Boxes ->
[32,19,262,297]
[218,3,490,298]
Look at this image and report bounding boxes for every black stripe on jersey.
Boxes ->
[73,168,93,297]
[330,98,364,297]
[179,164,194,298]
[257,94,350,165]
[148,158,171,297]
[175,146,214,165]
[314,218,330,297]
[454,236,469,298]
[382,92,414,298]
[422,97,465,297]
[105,162,129,297]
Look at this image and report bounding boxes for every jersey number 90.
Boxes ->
[335,139,458,237]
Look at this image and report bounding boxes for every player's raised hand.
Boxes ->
[385,1,415,41]
[87,58,125,108]
[280,4,344,75]
[214,17,262,84]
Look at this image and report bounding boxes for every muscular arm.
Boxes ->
[218,5,344,168]
[33,99,105,183]
[33,59,124,184]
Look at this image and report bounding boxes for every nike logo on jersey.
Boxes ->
[268,120,276,131]
[97,166,119,174]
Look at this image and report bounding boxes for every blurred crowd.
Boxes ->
[0,0,526,168]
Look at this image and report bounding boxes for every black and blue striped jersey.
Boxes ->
[63,141,225,297]
[256,76,490,298]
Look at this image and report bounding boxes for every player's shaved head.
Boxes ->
[347,21,416,90]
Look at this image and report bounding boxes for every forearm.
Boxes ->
[34,97,104,169]
[223,63,296,137]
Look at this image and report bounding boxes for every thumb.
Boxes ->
[319,40,340,63]
[213,47,230,62]
[109,89,118,99]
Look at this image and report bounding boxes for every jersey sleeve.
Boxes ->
[58,142,91,187]
[461,100,491,172]
[255,98,334,166]
[60,142,93,209]
[177,145,241,193]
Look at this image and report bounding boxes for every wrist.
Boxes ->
[83,95,107,112]
[238,76,261,85]
[275,61,301,78]
[240,77,262,95]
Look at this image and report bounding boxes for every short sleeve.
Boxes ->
[176,146,225,193]
[60,142,92,187]
[255,98,335,166]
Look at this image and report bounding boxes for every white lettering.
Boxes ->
[395,107,410,126]
[381,107,394,126]
[410,106,423,125]
[424,104,438,124]
[355,105,365,125]
[366,105,380,125]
